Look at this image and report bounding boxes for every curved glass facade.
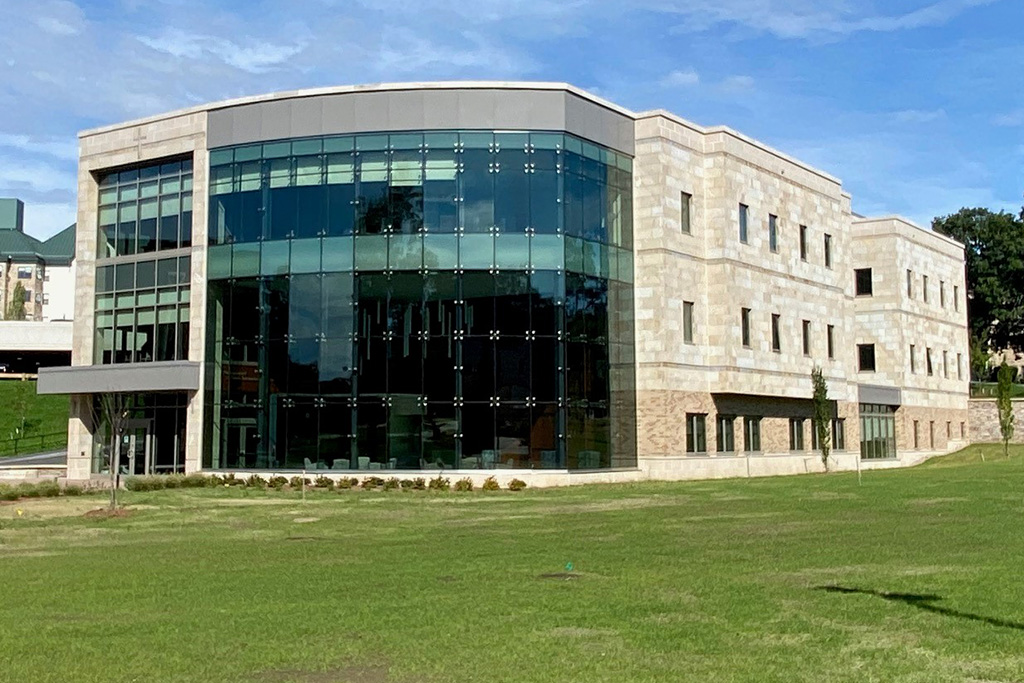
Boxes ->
[203,130,635,471]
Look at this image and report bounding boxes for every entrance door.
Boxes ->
[119,420,153,475]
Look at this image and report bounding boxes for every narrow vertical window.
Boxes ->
[943,350,949,378]
[744,416,762,452]
[954,285,960,311]
[823,233,832,269]
[771,314,781,352]
[957,352,963,380]
[741,307,751,348]
[926,347,933,376]
[923,275,929,303]
[802,320,811,356]
[914,420,920,449]
[946,421,951,439]
[832,418,845,450]
[683,301,694,344]
[827,324,835,359]
[929,421,935,449]
[910,344,916,373]
[907,269,913,298]
[680,191,692,234]
[769,214,778,253]
[789,418,805,450]
[739,203,748,243]
[960,422,965,439]
[717,415,735,453]
[940,281,946,307]
[799,224,808,261]
[686,413,707,453]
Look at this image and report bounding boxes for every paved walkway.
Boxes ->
[0,451,66,467]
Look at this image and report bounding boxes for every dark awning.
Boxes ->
[37,361,201,395]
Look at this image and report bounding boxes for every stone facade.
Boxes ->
[969,398,1024,443]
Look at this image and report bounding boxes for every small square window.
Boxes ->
[855,268,873,296]
[16,266,32,279]
[858,344,876,372]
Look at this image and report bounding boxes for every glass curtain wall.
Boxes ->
[204,131,635,471]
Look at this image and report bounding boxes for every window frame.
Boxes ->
[789,417,805,451]
[686,413,707,453]
[683,301,694,345]
[738,203,749,244]
[768,214,778,253]
[680,191,692,235]
[771,313,781,352]
[744,416,762,452]
[827,324,835,360]
[799,224,808,261]
[741,307,751,348]
[854,268,873,296]
[857,343,876,372]
[823,233,832,269]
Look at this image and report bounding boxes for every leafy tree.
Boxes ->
[997,361,1015,459]
[5,281,26,320]
[933,208,1024,365]
[811,367,831,471]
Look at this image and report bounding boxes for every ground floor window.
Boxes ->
[717,415,735,453]
[744,416,761,452]
[91,392,188,475]
[833,418,845,450]
[789,418,805,451]
[686,413,707,453]
[860,403,896,460]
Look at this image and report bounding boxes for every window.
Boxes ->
[957,352,963,380]
[954,285,960,311]
[744,416,761,452]
[16,266,32,279]
[680,191,692,234]
[943,350,949,378]
[946,421,951,439]
[940,281,946,308]
[823,234,832,269]
[907,269,913,298]
[739,203,748,243]
[858,344,876,372]
[769,214,778,252]
[860,403,896,460]
[833,418,845,451]
[23,289,32,302]
[802,320,811,356]
[827,325,835,359]
[913,420,920,449]
[960,422,965,439]
[717,415,735,453]
[686,413,707,453]
[855,268,873,296]
[923,275,929,303]
[741,308,751,347]
[910,344,916,373]
[771,314,781,352]
[683,301,694,344]
[926,348,933,376]
[799,224,808,261]
[789,418,805,450]
[929,421,935,449]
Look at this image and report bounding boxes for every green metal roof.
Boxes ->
[0,223,75,265]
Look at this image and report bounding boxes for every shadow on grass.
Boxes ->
[816,585,1024,631]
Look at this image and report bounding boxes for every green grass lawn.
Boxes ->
[0,379,68,455]
[1,445,1023,682]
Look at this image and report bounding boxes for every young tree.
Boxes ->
[90,393,136,509]
[5,282,26,320]
[811,367,831,471]
[997,361,1015,458]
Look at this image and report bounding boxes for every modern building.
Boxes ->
[37,82,968,483]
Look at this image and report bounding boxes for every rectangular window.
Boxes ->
[957,352,963,380]
[744,416,762,452]
[929,421,935,449]
[799,224,808,261]
[680,191,691,234]
[946,421,951,439]
[923,275,929,303]
[860,403,896,460]
[910,344,916,373]
[23,289,32,302]
[789,418,805,451]
[823,234,832,269]
[769,214,778,253]
[858,343,876,372]
[771,314,781,352]
[683,301,694,344]
[739,203,748,243]
[907,269,914,298]
[954,285,960,311]
[802,320,811,356]
[16,266,32,279]
[827,324,835,359]
[741,308,751,348]
[940,281,946,308]
[855,268,873,296]
[686,413,707,453]
[717,415,735,453]
[926,347,933,376]
[914,420,920,449]
[833,418,845,451]
[943,350,949,378]
[960,422,965,439]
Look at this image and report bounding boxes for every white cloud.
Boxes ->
[719,74,755,92]
[0,160,76,195]
[891,108,947,124]
[0,133,77,161]
[993,109,1024,126]
[660,68,700,87]
[35,16,78,36]
[137,29,306,74]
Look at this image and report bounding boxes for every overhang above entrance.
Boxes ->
[37,361,200,395]
[857,383,902,406]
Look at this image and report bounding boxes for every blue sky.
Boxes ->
[1,0,1021,239]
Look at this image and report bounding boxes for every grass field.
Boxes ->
[1,445,1023,682]
[0,379,68,455]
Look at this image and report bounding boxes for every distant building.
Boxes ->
[0,198,77,322]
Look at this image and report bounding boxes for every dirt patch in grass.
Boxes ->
[83,507,134,519]
[254,665,395,683]
[538,572,582,580]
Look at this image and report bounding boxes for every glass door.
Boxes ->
[119,420,153,474]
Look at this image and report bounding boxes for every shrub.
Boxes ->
[336,477,356,490]
[207,474,224,487]
[182,474,208,489]
[314,475,335,489]
[35,481,61,498]
[16,482,42,498]
[383,477,401,490]
[361,476,385,489]
[454,477,473,492]
[0,485,19,501]
[267,475,288,490]
[62,484,84,496]
[125,476,164,492]
[245,474,267,489]
[289,476,310,489]
[481,476,501,491]
[428,476,450,491]
[223,473,245,487]
[399,479,415,490]
[507,478,527,491]
[411,477,426,491]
